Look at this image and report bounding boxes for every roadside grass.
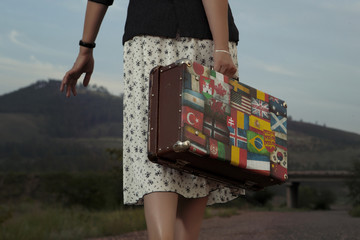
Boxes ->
[0,201,146,240]
[349,205,360,217]
[205,207,239,218]
[1,199,350,240]
[1,201,271,240]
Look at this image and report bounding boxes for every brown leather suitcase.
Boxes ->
[148,59,288,191]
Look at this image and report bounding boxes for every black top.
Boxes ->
[89,0,239,45]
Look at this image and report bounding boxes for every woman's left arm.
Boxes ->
[202,0,237,77]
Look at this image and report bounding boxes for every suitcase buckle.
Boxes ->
[176,58,192,67]
[173,140,191,152]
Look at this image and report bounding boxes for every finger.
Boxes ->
[219,65,229,76]
[66,84,72,98]
[83,72,92,87]
[216,63,226,74]
[213,63,220,73]
[226,67,237,78]
[71,85,77,96]
[60,72,70,92]
[222,64,236,78]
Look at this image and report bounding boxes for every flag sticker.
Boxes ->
[231,145,247,168]
[210,138,230,162]
[182,106,203,131]
[247,131,270,156]
[184,125,206,146]
[251,98,269,120]
[230,90,251,115]
[204,116,229,144]
[233,109,249,130]
[183,89,205,112]
[270,113,287,134]
[264,130,276,153]
[227,108,249,149]
[189,142,208,157]
[211,70,230,99]
[270,96,287,117]
[200,76,214,99]
[256,90,269,102]
[247,152,270,176]
[229,79,250,95]
[270,146,287,168]
[184,71,200,92]
[207,98,230,117]
[249,115,272,134]
[192,61,205,75]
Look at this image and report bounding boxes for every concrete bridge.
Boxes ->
[286,170,353,208]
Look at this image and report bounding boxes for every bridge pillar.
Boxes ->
[286,182,300,208]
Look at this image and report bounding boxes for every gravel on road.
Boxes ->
[88,210,360,240]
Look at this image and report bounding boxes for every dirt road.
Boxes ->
[91,210,360,240]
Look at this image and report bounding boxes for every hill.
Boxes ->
[287,119,360,170]
[0,80,359,172]
[0,79,123,138]
[0,80,123,172]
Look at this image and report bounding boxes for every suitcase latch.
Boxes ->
[173,140,191,152]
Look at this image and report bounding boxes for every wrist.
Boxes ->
[79,40,96,49]
[214,42,229,51]
[79,46,93,56]
[78,40,95,55]
[215,49,231,55]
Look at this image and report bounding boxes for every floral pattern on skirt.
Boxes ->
[123,36,245,205]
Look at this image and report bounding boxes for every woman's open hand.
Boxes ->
[60,50,94,97]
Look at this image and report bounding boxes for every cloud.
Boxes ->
[0,56,123,96]
[0,56,66,83]
[321,2,360,13]
[90,72,124,96]
[0,55,66,95]
[248,58,296,76]
[8,30,32,50]
[7,30,72,58]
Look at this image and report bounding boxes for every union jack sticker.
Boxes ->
[251,98,269,120]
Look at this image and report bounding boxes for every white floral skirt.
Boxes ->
[123,35,245,205]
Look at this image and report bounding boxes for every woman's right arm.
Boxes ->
[60,1,109,98]
[202,0,237,78]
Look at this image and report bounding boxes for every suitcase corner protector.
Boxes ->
[147,152,158,162]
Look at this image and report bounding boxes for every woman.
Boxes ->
[61,0,244,239]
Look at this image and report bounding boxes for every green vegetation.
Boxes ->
[0,170,147,240]
[346,160,360,206]
[205,207,239,218]
[346,160,360,217]
[349,205,360,217]
[0,171,123,209]
[0,202,146,240]
[247,189,274,207]
[298,186,336,210]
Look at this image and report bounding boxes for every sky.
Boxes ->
[0,0,359,134]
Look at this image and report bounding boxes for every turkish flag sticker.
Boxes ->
[182,106,204,131]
